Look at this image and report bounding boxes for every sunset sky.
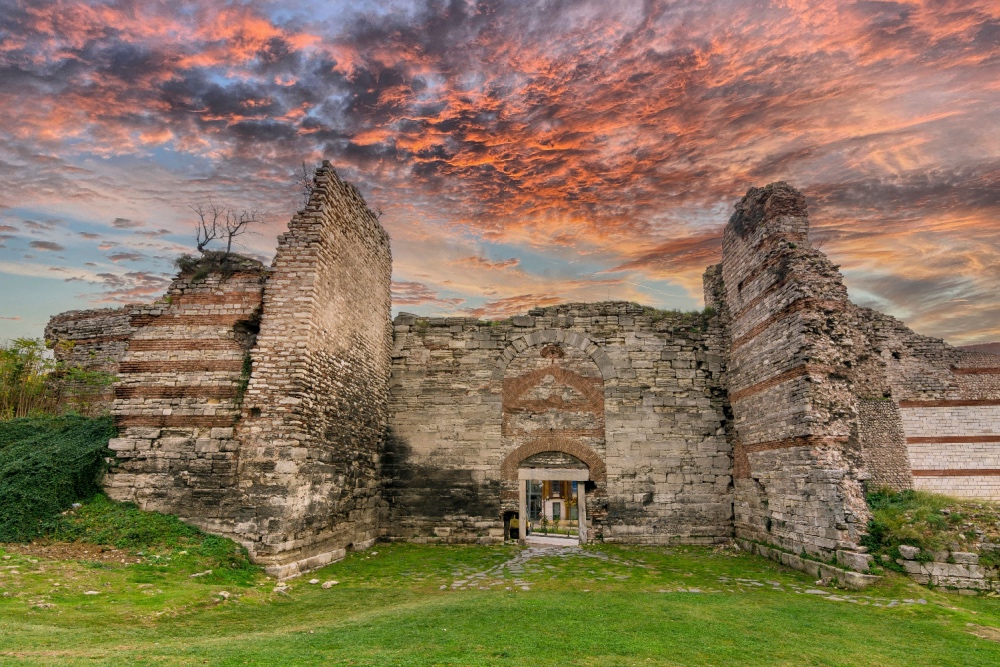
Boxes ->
[1,0,998,344]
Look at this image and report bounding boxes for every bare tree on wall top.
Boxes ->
[190,203,264,254]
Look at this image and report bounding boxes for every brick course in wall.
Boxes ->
[103,256,267,536]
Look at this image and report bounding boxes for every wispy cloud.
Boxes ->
[28,240,64,252]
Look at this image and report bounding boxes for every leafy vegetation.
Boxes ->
[0,338,116,419]
[862,488,1000,569]
[0,338,58,419]
[49,494,257,586]
[0,415,115,542]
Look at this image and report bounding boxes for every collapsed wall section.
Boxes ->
[44,307,134,414]
[385,303,732,545]
[235,162,392,575]
[103,256,267,535]
[717,182,870,560]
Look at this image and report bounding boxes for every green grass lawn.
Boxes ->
[2,539,999,666]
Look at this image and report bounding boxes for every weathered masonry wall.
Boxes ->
[855,310,1000,499]
[235,162,393,576]
[43,170,1000,580]
[715,182,870,561]
[385,303,733,546]
[103,257,267,536]
[44,307,134,414]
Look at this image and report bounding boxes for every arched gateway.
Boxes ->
[496,329,612,544]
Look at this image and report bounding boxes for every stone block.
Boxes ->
[836,550,873,572]
[210,427,234,439]
[898,545,920,560]
[107,438,135,452]
[951,552,979,565]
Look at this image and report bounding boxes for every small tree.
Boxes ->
[0,339,57,419]
[190,203,264,254]
[298,161,315,209]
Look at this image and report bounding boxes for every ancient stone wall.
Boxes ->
[854,309,1000,498]
[385,303,733,545]
[44,307,134,414]
[716,182,871,560]
[856,399,912,492]
[43,170,1000,580]
[234,162,393,576]
[103,256,267,536]
[895,545,999,593]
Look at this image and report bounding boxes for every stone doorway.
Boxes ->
[516,451,591,545]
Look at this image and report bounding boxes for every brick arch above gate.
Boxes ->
[500,436,607,484]
[491,329,618,382]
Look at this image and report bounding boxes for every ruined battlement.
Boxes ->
[44,172,1000,579]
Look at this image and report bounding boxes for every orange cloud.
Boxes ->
[1,0,998,345]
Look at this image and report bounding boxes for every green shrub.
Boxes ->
[0,415,115,541]
[862,488,973,554]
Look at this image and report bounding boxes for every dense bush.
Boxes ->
[175,251,265,281]
[0,415,114,541]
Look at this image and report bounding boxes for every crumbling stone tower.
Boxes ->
[234,162,393,576]
[707,183,870,559]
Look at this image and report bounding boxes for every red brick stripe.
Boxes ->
[115,414,237,428]
[743,435,848,454]
[119,360,243,373]
[906,435,1000,444]
[115,385,238,399]
[55,334,131,345]
[170,292,261,305]
[130,314,245,327]
[899,399,1000,408]
[951,367,1000,375]
[127,339,240,351]
[731,299,843,351]
[729,239,794,294]
[912,469,1000,477]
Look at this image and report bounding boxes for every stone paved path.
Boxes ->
[442,544,929,609]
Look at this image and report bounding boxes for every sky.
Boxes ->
[0,0,998,345]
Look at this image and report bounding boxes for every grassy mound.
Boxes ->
[862,488,1000,569]
[0,415,114,541]
[49,493,257,585]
